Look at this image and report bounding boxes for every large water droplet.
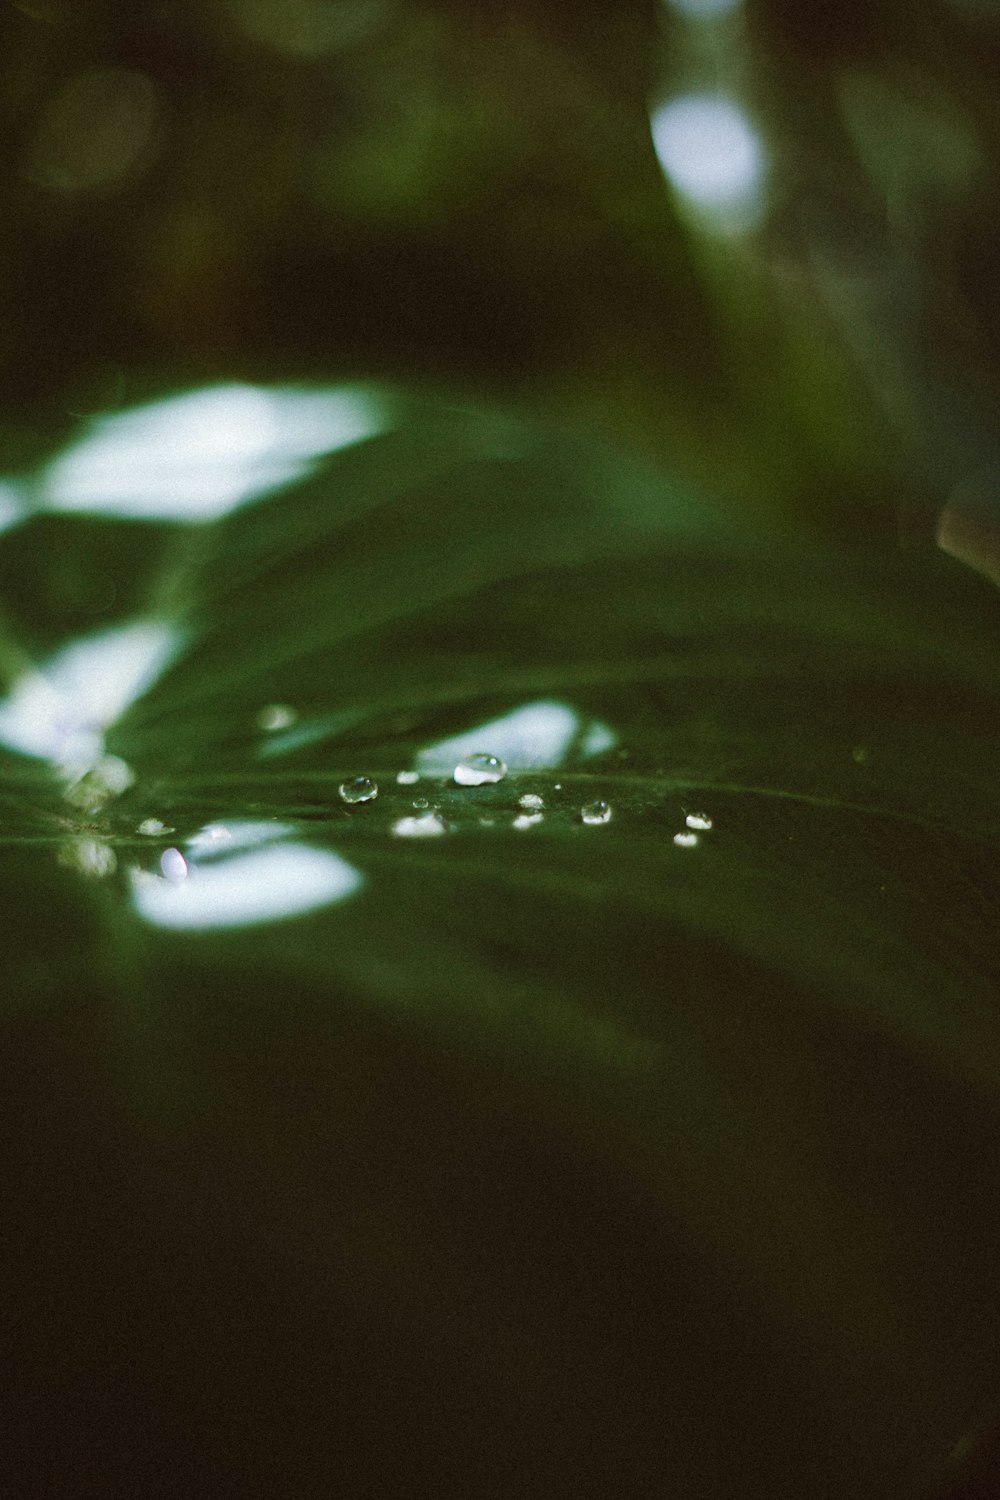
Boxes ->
[673,831,700,848]
[160,846,189,882]
[454,753,507,787]
[513,812,544,830]
[518,793,545,810]
[580,799,612,825]
[685,811,713,831]
[339,776,378,805]
[391,812,449,838]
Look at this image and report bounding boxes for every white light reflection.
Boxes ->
[0,480,25,534]
[41,383,387,522]
[0,619,181,774]
[415,701,617,775]
[651,94,765,225]
[186,820,296,857]
[132,817,362,929]
[665,0,741,17]
[131,841,363,930]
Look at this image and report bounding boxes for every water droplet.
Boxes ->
[518,793,545,810]
[685,812,713,831]
[852,745,869,764]
[580,799,612,825]
[396,770,420,785]
[137,816,173,836]
[412,797,429,809]
[391,812,448,838]
[454,753,507,787]
[673,831,700,848]
[160,846,188,882]
[256,702,297,732]
[339,776,378,805]
[513,812,544,830]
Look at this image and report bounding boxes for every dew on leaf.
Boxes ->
[454,753,507,787]
[339,776,378,805]
[137,817,173,836]
[391,812,449,838]
[685,812,713,831]
[580,799,612,825]
[513,812,544,830]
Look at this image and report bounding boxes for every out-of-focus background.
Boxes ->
[2,0,998,532]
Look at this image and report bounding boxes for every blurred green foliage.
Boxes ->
[2,0,997,525]
[2,5,1000,1499]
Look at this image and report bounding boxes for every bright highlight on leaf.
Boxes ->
[0,618,182,774]
[650,94,766,223]
[664,0,742,18]
[130,840,364,930]
[416,701,617,775]
[40,384,387,522]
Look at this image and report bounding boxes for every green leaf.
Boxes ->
[3,394,1000,1497]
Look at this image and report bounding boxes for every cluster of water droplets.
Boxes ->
[673,811,713,848]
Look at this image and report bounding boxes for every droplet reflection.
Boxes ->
[685,812,713,831]
[454,753,507,787]
[580,800,612,826]
[339,776,378,804]
[391,812,449,838]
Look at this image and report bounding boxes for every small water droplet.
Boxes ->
[673,831,699,848]
[396,770,420,785]
[160,847,189,882]
[412,797,430,809]
[339,776,378,805]
[256,703,297,732]
[580,799,612,825]
[518,793,545,810]
[513,812,544,830]
[137,817,173,836]
[391,812,448,838]
[685,812,713,831]
[454,753,507,787]
[852,745,869,765]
